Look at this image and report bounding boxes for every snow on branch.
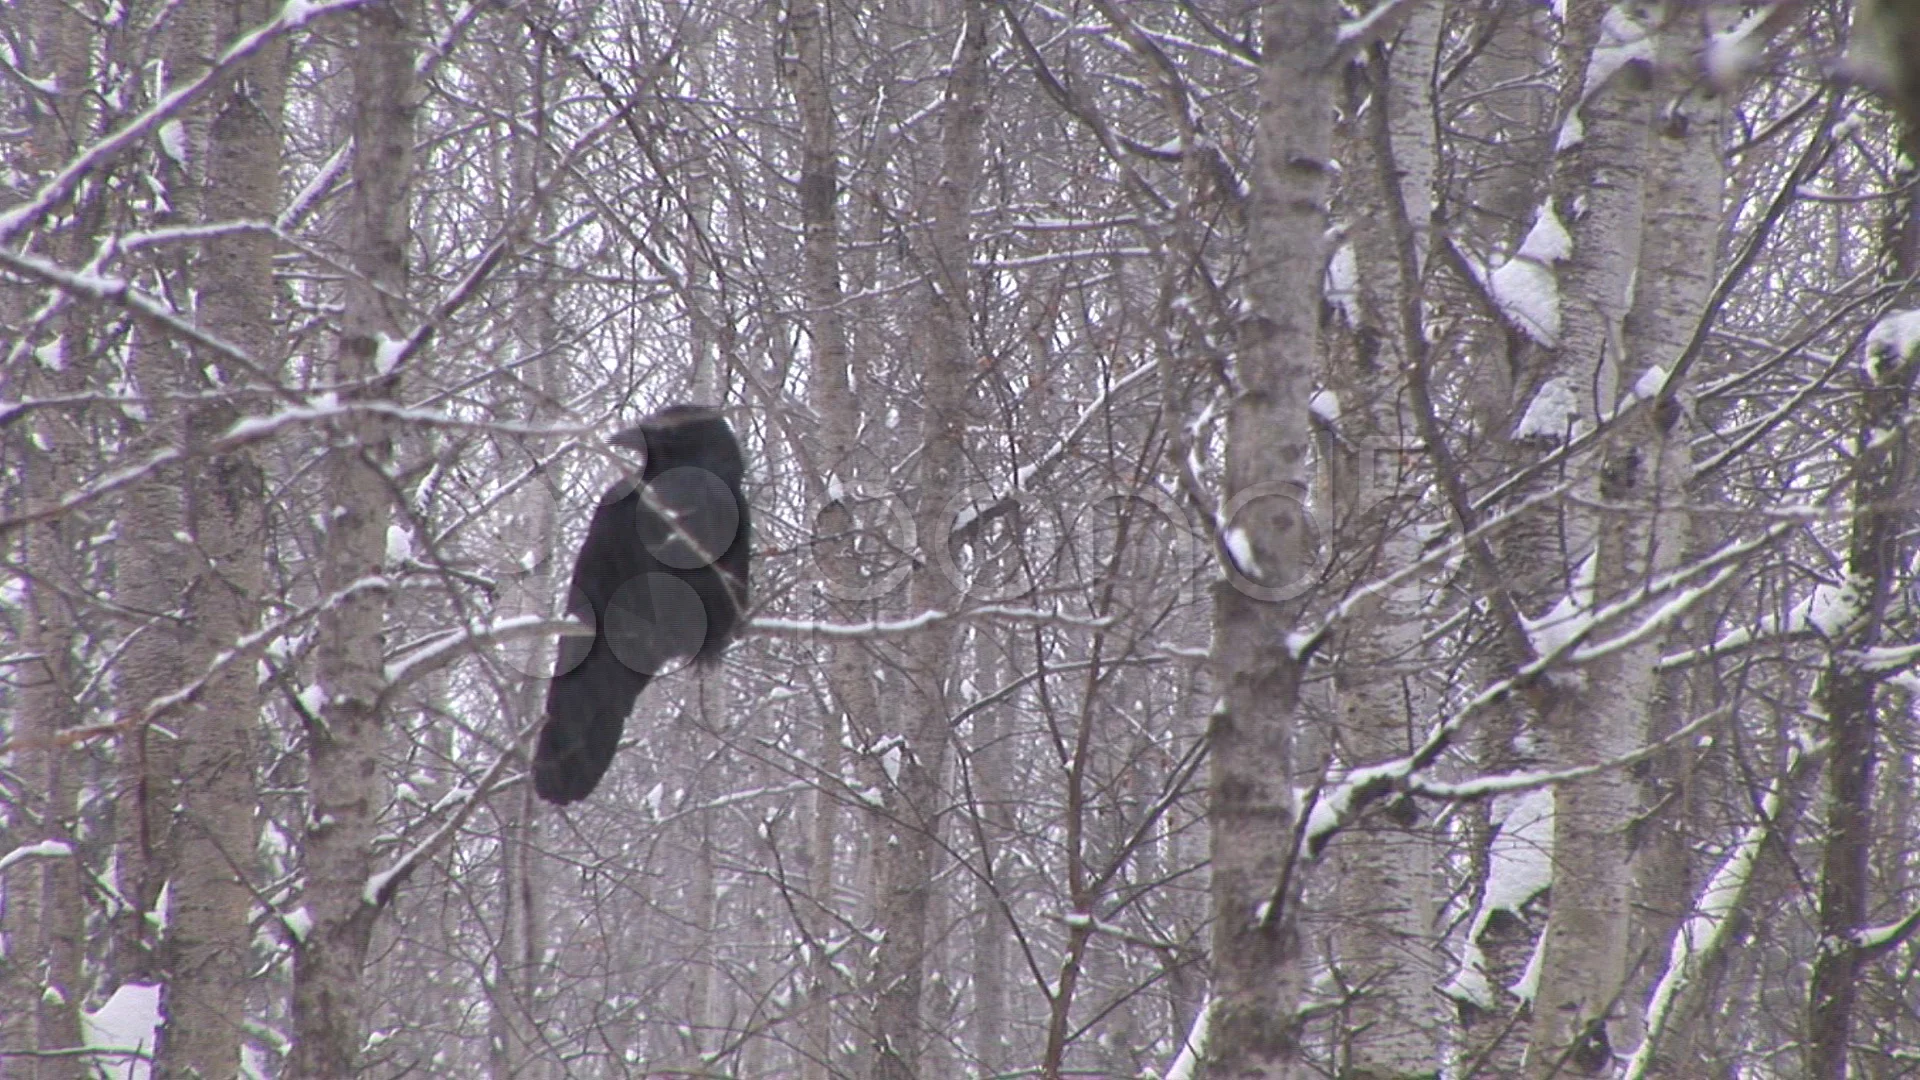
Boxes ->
[0,247,268,376]
[0,395,584,535]
[1412,708,1724,802]
[1660,569,1869,670]
[1336,0,1415,46]
[1625,749,1811,1078]
[117,219,277,253]
[1292,480,1580,662]
[1305,705,1724,859]
[80,982,162,1080]
[1703,4,1782,91]
[1520,522,1793,673]
[646,781,814,829]
[1323,0,1431,73]
[1162,995,1211,1080]
[1490,206,1573,349]
[363,734,525,910]
[0,575,389,756]
[1442,785,1554,1009]
[369,236,511,379]
[1584,6,1654,101]
[0,839,74,874]
[382,614,583,689]
[1566,563,1743,666]
[280,143,351,231]
[1513,374,1580,439]
[1858,640,1920,673]
[1521,548,1596,659]
[1853,905,1920,955]
[224,395,582,446]
[753,605,1116,639]
[363,765,810,911]
[0,0,370,247]
[1863,307,1920,381]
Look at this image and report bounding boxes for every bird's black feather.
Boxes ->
[533,405,750,804]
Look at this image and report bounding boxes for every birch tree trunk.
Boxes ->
[866,4,986,1077]
[6,362,89,1080]
[964,629,1012,1075]
[1616,10,1723,1070]
[783,1,863,1072]
[128,0,289,1071]
[288,1,415,1072]
[1322,8,1441,1074]
[1437,8,1559,1070]
[1205,1,1332,1075]
[113,318,187,993]
[489,31,560,1077]
[1525,8,1655,1073]
[2,1,99,1069]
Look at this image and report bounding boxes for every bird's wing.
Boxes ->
[635,465,744,571]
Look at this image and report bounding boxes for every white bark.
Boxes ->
[1205,1,1333,1076]
[1614,9,1724,1071]
[1527,5,1657,1074]
[1321,8,1442,1073]
[1,3,101,1068]
[783,3,861,1072]
[288,1,415,1072]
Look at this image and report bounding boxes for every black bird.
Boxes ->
[533,404,750,804]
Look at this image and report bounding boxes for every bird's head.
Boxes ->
[606,404,740,481]
[610,404,726,450]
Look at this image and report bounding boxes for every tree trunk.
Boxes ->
[1,3,101,1071]
[965,631,1012,1075]
[1805,165,1920,1080]
[8,400,90,1080]
[288,1,415,1073]
[783,1,863,1073]
[866,4,986,1078]
[1615,10,1723,1070]
[1205,1,1332,1076]
[1525,9,1656,1074]
[139,0,289,1071]
[1322,9,1441,1074]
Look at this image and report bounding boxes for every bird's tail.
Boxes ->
[533,634,648,804]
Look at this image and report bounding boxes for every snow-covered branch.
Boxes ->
[382,614,583,689]
[363,736,524,910]
[0,575,388,755]
[0,839,75,874]
[1162,996,1210,1080]
[1854,905,1920,956]
[753,605,1117,639]
[950,357,1160,538]
[1521,522,1794,673]
[0,247,269,374]
[1303,706,1726,858]
[1625,748,1815,1078]
[1410,708,1726,801]
[0,0,370,247]
[0,396,586,534]
[1660,568,1873,671]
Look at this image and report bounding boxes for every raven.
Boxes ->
[533,405,750,804]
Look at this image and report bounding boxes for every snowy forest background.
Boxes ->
[3,0,1920,1077]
